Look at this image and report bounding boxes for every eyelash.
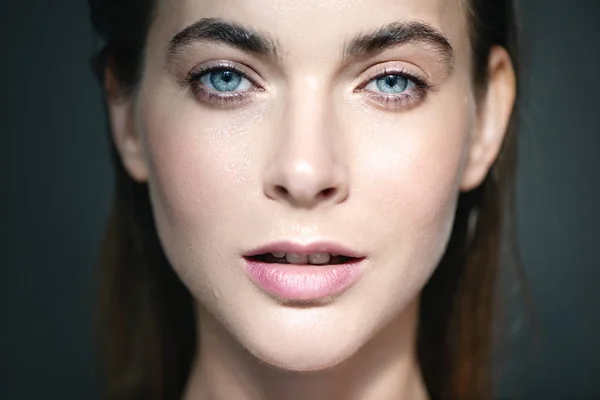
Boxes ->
[184,62,261,106]
[356,67,432,110]
[183,63,432,109]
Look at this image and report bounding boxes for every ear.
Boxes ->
[104,67,149,183]
[460,46,516,191]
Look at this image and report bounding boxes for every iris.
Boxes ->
[376,75,409,94]
[206,69,243,92]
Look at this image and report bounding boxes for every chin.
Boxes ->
[231,306,373,372]
[248,337,361,372]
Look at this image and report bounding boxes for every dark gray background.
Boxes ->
[1,1,599,399]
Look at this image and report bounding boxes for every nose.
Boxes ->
[262,92,349,209]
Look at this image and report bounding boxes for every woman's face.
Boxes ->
[110,0,512,371]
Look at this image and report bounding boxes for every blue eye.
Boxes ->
[370,74,413,94]
[199,68,252,92]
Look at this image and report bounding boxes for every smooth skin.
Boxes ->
[105,0,516,398]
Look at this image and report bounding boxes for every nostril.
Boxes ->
[274,185,289,197]
[319,187,336,198]
[267,184,344,204]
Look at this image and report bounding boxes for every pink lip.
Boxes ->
[242,240,366,258]
[242,240,366,301]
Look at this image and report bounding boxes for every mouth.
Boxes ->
[242,240,366,260]
[245,252,358,266]
[242,241,366,301]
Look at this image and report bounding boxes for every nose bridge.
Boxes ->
[263,78,349,208]
[285,79,335,156]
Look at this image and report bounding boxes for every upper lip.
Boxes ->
[243,240,366,258]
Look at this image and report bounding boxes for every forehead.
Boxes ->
[152,0,470,54]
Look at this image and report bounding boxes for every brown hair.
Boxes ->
[88,0,520,398]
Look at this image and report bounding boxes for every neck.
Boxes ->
[183,299,429,400]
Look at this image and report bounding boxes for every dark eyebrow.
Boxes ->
[343,21,453,68]
[166,18,280,62]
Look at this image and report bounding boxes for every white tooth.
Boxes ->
[286,253,308,264]
[308,252,331,265]
[271,252,286,258]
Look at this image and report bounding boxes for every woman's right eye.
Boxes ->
[198,68,254,93]
[184,65,260,106]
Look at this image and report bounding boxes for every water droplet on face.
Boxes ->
[211,287,222,302]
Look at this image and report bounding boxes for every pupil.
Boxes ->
[221,71,233,82]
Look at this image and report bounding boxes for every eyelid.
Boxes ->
[349,61,434,111]
[184,60,265,91]
[354,62,431,91]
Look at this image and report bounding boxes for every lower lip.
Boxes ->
[243,258,365,301]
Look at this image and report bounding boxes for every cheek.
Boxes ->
[351,93,472,270]
[135,89,263,270]
[379,119,465,225]
[145,122,236,229]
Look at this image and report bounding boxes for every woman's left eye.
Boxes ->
[364,74,415,94]
[199,68,253,93]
